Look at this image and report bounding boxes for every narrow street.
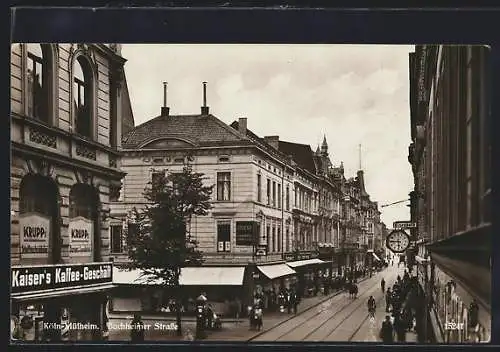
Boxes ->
[250,266,416,342]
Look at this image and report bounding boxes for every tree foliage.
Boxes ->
[126,161,214,285]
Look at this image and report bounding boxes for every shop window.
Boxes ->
[272,227,276,252]
[266,225,270,250]
[26,44,52,124]
[19,174,59,263]
[69,184,97,260]
[110,225,123,253]
[217,221,231,252]
[217,172,231,201]
[73,56,94,138]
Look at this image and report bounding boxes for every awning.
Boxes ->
[11,283,115,301]
[180,267,245,286]
[113,267,245,286]
[257,264,296,280]
[286,258,325,268]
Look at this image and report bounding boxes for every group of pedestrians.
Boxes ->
[379,270,418,343]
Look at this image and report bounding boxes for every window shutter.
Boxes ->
[225,241,231,252]
[218,241,224,252]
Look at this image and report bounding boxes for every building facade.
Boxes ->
[408,45,491,343]
[10,43,132,341]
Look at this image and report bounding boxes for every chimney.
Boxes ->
[264,135,279,150]
[201,81,209,115]
[161,81,170,116]
[238,118,247,135]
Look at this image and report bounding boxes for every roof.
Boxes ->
[278,140,317,174]
[229,121,293,167]
[122,114,248,149]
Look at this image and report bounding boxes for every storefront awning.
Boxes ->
[180,267,245,286]
[11,283,115,301]
[286,258,325,268]
[113,267,245,286]
[257,264,297,280]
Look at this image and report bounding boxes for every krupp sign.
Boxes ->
[68,217,93,257]
[11,262,113,294]
[19,213,51,259]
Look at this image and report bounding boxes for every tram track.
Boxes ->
[249,268,400,342]
[248,277,376,342]
[301,278,384,341]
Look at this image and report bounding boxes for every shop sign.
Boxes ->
[236,221,257,246]
[11,262,113,294]
[68,217,93,257]
[19,213,50,259]
[283,251,319,261]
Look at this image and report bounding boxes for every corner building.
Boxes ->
[10,43,131,341]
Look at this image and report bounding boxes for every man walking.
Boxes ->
[379,315,394,343]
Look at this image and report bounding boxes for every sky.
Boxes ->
[121,44,414,228]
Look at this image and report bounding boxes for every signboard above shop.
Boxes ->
[393,221,416,230]
[11,262,113,295]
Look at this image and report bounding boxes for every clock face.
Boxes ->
[386,230,410,253]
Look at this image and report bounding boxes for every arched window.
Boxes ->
[26,44,52,124]
[69,184,99,261]
[19,174,59,263]
[69,184,94,219]
[73,56,94,138]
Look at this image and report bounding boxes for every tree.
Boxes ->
[126,159,214,336]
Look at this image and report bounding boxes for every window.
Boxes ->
[151,171,164,190]
[109,73,118,147]
[257,173,262,202]
[218,156,230,163]
[217,172,231,201]
[110,225,123,253]
[285,228,290,252]
[26,44,50,124]
[73,56,94,138]
[266,179,271,205]
[286,186,290,210]
[272,181,276,207]
[277,227,281,252]
[174,157,185,164]
[272,227,276,252]
[277,184,282,209]
[217,221,231,252]
[266,225,271,250]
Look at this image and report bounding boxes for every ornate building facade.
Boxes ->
[10,43,132,341]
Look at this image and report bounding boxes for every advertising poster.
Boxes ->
[68,217,93,257]
[19,212,50,259]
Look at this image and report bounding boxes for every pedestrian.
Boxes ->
[379,315,394,343]
[385,288,392,312]
[381,278,386,292]
[394,315,407,342]
[130,314,145,343]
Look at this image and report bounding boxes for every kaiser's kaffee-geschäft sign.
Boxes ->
[11,262,113,294]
